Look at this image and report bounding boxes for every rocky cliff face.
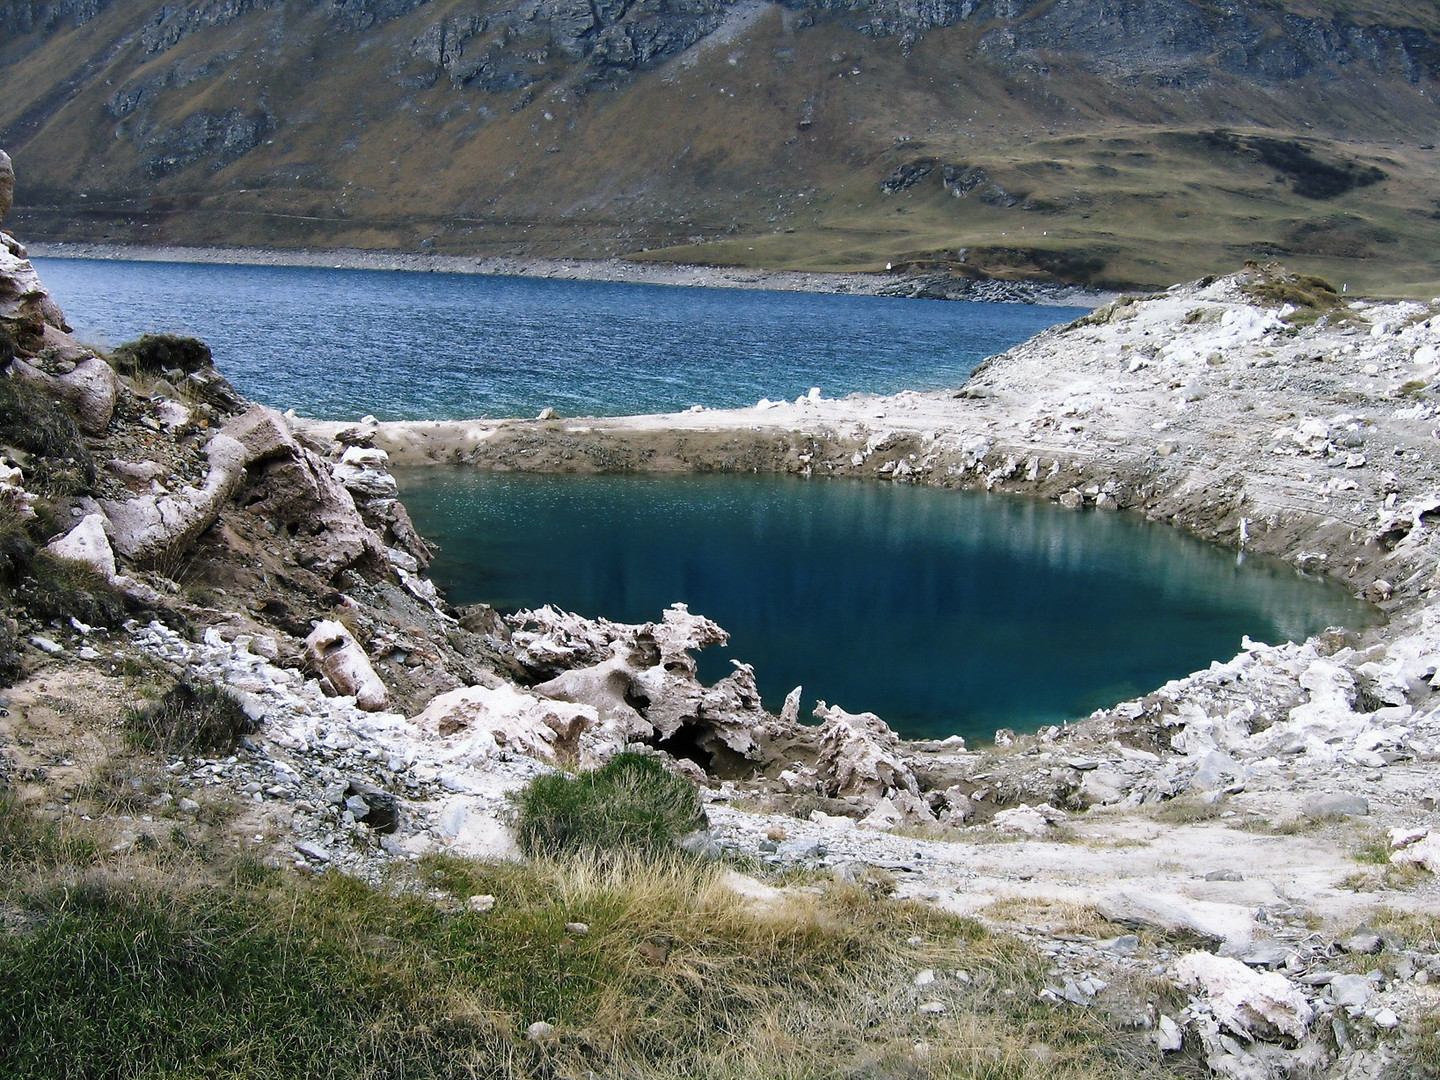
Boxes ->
[2,0,1438,289]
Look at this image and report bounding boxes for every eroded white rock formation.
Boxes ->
[305,620,389,711]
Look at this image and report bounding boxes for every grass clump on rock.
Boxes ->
[512,750,707,858]
[108,333,213,377]
[124,679,256,755]
[0,375,95,496]
[17,551,127,629]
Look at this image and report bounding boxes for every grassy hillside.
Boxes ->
[2,0,1438,294]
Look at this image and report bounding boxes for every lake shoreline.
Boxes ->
[26,240,1114,308]
[12,233,1440,1079]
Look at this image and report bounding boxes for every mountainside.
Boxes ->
[2,0,1439,292]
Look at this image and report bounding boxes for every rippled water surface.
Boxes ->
[35,258,1086,420]
[398,470,1377,741]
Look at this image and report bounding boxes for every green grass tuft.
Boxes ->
[108,334,214,377]
[511,750,707,858]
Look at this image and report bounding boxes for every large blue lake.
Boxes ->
[38,258,1375,739]
[34,257,1084,420]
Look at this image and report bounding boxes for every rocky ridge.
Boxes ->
[4,0,1439,294]
[3,178,1440,1076]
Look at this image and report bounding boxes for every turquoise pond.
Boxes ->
[396,470,1377,743]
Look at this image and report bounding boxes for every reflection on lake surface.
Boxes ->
[397,470,1377,742]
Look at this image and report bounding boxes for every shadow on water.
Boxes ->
[396,470,1379,743]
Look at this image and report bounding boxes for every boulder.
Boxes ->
[857,797,906,831]
[332,444,398,499]
[305,620,389,711]
[1303,793,1369,819]
[813,701,919,801]
[224,403,299,462]
[1389,828,1440,872]
[519,603,780,771]
[992,802,1067,836]
[534,649,650,740]
[1,234,71,353]
[99,432,250,562]
[235,445,385,578]
[410,682,600,764]
[9,355,121,435]
[1095,890,1254,949]
[45,514,116,578]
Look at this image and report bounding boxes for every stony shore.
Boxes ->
[26,240,1113,306]
[298,266,1440,1077]
[3,227,1439,1079]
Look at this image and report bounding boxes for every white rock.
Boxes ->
[1390,830,1440,872]
[45,513,116,578]
[305,620,389,711]
[1175,952,1312,1042]
[1156,1014,1183,1052]
[1096,892,1253,949]
[100,432,250,561]
[857,796,906,831]
[814,701,919,800]
[411,682,598,764]
[991,802,1066,836]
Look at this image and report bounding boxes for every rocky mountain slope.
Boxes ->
[2,0,1440,293]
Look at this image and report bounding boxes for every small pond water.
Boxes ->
[397,469,1378,743]
[33,257,1086,420]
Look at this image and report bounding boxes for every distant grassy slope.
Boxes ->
[2,0,1438,294]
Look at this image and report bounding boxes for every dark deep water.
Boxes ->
[397,470,1377,742]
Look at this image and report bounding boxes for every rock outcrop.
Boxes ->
[0,149,12,223]
[305,620,389,711]
[509,603,792,774]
